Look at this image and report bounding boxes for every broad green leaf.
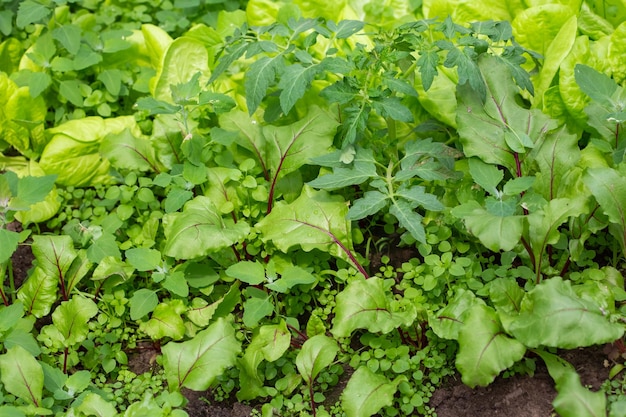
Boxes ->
[372,97,413,122]
[141,300,186,340]
[583,167,626,254]
[395,185,445,211]
[531,127,581,200]
[333,20,365,38]
[0,346,43,406]
[77,393,117,417]
[238,321,291,400]
[456,304,526,388]
[342,367,401,417]
[52,24,81,55]
[0,406,26,417]
[12,174,56,208]
[429,289,481,340]
[17,267,58,318]
[26,72,51,98]
[52,296,98,347]
[537,350,607,417]
[163,271,189,298]
[502,176,535,196]
[452,201,524,252]
[64,251,92,295]
[457,55,558,175]
[4,85,47,155]
[265,265,316,293]
[0,228,20,264]
[527,197,587,272]
[164,187,193,213]
[575,64,618,107]
[31,234,76,287]
[186,297,221,328]
[331,277,416,338]
[257,187,353,262]
[296,335,339,383]
[72,44,102,70]
[242,295,274,328]
[100,129,162,172]
[86,233,121,263]
[507,278,624,349]
[0,302,24,332]
[152,38,209,102]
[125,248,161,272]
[225,261,266,285]
[163,196,250,259]
[162,317,241,391]
[129,289,158,320]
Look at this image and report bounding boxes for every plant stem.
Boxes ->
[0,285,8,306]
[8,259,15,303]
[309,380,317,417]
[63,347,69,374]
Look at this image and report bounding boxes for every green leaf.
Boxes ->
[13,175,57,208]
[31,234,76,287]
[141,300,187,340]
[125,248,161,272]
[333,20,364,38]
[536,350,607,417]
[342,367,401,417]
[59,80,83,106]
[278,63,323,114]
[507,278,624,349]
[457,55,558,174]
[417,50,439,91]
[583,167,626,254]
[52,24,81,55]
[52,296,98,347]
[100,129,161,172]
[17,267,58,318]
[308,149,378,189]
[163,271,189,298]
[265,265,316,293]
[0,228,20,264]
[257,187,353,262]
[97,69,122,96]
[27,72,51,98]
[0,346,43,406]
[129,289,159,321]
[16,0,50,28]
[331,277,416,338]
[372,97,413,122]
[162,317,241,391]
[389,198,426,243]
[429,289,481,340]
[575,64,618,107]
[77,393,117,417]
[226,261,266,285]
[347,191,388,220]
[456,304,526,388]
[72,44,102,70]
[243,294,274,328]
[296,334,339,383]
[246,55,284,114]
[163,196,250,259]
[452,201,524,252]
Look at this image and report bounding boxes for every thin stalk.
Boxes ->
[0,285,8,306]
[7,259,15,303]
[63,347,69,374]
[309,381,317,417]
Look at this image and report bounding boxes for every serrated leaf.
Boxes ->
[331,277,416,338]
[468,158,503,195]
[162,318,241,391]
[347,191,388,220]
[334,20,364,38]
[135,97,180,115]
[13,175,56,208]
[417,50,440,91]
[246,55,284,114]
[97,69,122,96]
[278,63,322,114]
[27,72,51,98]
[73,44,102,70]
[266,265,316,293]
[372,97,413,122]
[502,176,535,196]
[456,304,526,388]
[296,335,339,383]
[389,199,426,243]
[342,367,400,417]
[243,295,274,328]
[507,278,624,349]
[395,185,444,211]
[163,196,250,259]
[308,149,378,190]
[0,346,43,406]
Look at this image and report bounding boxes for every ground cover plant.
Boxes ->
[1,0,626,416]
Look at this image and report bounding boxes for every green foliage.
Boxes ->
[2,1,626,416]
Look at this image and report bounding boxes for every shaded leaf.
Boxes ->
[296,335,339,383]
[342,367,401,417]
[0,346,43,406]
